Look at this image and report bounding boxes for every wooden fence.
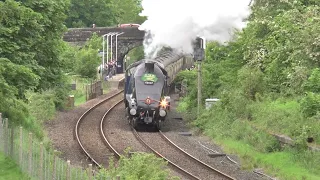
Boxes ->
[86,81,103,101]
[0,113,120,180]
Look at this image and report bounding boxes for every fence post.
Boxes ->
[39,142,43,180]
[116,175,121,180]
[4,118,8,155]
[0,113,2,153]
[10,126,14,157]
[88,164,92,180]
[86,85,88,101]
[52,150,57,180]
[19,127,23,165]
[28,133,33,175]
[67,160,71,180]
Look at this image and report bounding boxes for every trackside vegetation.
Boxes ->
[175,1,320,179]
[96,150,179,180]
[0,152,27,180]
[0,0,167,179]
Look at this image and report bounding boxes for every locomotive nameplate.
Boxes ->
[141,73,158,85]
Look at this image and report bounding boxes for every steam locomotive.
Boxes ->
[124,51,193,129]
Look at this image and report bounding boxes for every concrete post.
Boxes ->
[88,164,92,180]
[52,150,57,180]
[10,126,14,156]
[39,142,43,180]
[4,118,8,155]
[28,132,33,175]
[67,160,71,180]
[19,127,23,165]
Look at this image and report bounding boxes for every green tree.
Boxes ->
[0,58,38,123]
[111,0,146,24]
[0,0,71,122]
[66,0,117,27]
[18,0,71,90]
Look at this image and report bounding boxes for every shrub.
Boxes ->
[96,151,178,180]
[303,68,320,93]
[300,92,320,117]
[26,90,56,122]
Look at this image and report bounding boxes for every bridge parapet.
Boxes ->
[63,27,145,42]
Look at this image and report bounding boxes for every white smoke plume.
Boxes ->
[138,0,252,58]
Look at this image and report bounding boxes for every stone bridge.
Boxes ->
[63,27,145,73]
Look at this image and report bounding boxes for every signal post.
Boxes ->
[193,37,206,116]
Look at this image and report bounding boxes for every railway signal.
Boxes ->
[193,37,206,116]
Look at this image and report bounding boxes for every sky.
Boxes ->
[138,0,252,58]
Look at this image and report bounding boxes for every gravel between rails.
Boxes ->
[78,92,124,168]
[103,102,189,179]
[45,90,120,168]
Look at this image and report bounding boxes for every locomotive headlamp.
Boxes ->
[130,108,137,115]
[159,109,166,117]
[145,97,152,105]
[160,99,168,108]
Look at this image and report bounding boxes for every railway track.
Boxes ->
[75,90,236,179]
[132,129,236,180]
[74,90,124,168]
[100,104,235,180]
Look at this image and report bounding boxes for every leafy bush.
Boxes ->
[75,48,100,79]
[304,68,320,93]
[96,151,179,180]
[238,66,265,101]
[300,92,320,117]
[26,90,56,122]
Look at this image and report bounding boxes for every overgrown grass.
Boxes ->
[69,77,89,106]
[74,95,86,106]
[214,138,320,180]
[249,98,320,144]
[0,152,28,180]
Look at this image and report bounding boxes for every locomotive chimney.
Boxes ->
[145,62,155,73]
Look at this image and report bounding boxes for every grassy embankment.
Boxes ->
[178,97,320,180]
[0,152,28,180]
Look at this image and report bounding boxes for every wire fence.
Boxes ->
[0,113,119,180]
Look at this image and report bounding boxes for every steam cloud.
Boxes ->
[139,0,252,58]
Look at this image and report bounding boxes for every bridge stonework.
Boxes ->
[63,27,145,73]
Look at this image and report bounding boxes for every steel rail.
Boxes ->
[74,90,124,168]
[159,130,236,180]
[131,128,201,180]
[100,99,124,158]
